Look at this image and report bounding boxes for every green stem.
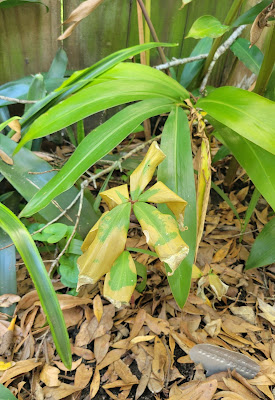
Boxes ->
[201,0,245,77]
[254,24,275,96]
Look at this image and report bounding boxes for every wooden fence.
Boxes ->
[0,0,258,85]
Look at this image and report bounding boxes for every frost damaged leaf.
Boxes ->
[133,202,189,275]
[81,211,109,252]
[77,203,130,290]
[100,184,129,210]
[138,181,187,230]
[130,142,166,201]
[103,251,137,308]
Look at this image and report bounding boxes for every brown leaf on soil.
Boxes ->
[90,366,100,399]
[58,0,105,40]
[43,382,82,399]
[114,359,139,384]
[40,364,61,387]
[0,359,42,383]
[222,377,259,400]
[54,358,82,372]
[94,333,110,364]
[0,294,20,308]
[74,363,94,388]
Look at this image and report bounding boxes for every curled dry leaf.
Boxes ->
[9,119,21,142]
[0,294,20,308]
[0,149,13,165]
[257,298,275,325]
[58,0,105,40]
[250,2,275,47]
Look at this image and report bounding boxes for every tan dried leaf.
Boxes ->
[0,149,13,165]
[0,294,20,308]
[58,0,105,40]
[94,333,110,364]
[114,359,139,384]
[93,294,103,322]
[258,298,275,325]
[43,382,81,399]
[90,366,100,399]
[230,306,256,325]
[0,359,42,384]
[10,119,21,142]
[40,364,61,387]
[74,364,94,389]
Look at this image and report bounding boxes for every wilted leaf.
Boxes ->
[77,203,131,289]
[58,0,105,40]
[100,184,129,210]
[130,142,166,200]
[81,211,108,252]
[133,202,189,275]
[103,251,137,308]
[186,15,229,39]
[196,135,211,257]
[138,181,187,230]
[208,273,228,300]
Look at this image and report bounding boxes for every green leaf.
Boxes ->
[127,247,157,257]
[58,254,79,288]
[0,134,99,236]
[20,99,175,217]
[0,384,17,400]
[33,223,68,243]
[232,0,271,28]
[210,118,275,211]
[180,37,213,88]
[158,107,196,308]
[240,188,260,242]
[135,261,147,293]
[197,87,275,155]
[19,42,178,134]
[211,181,241,223]
[0,203,71,369]
[25,73,46,113]
[230,38,263,75]
[15,74,184,152]
[47,48,68,79]
[212,145,231,163]
[245,217,275,270]
[186,16,229,39]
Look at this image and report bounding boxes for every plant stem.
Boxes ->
[254,24,275,95]
[201,0,245,77]
[145,0,151,65]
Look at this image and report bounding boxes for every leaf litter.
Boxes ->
[0,129,275,400]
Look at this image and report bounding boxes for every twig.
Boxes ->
[136,0,168,71]
[200,24,247,93]
[155,54,209,70]
[0,95,37,104]
[48,183,86,276]
[86,134,162,188]
[28,169,60,175]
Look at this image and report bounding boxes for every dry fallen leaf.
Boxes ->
[0,149,13,165]
[10,119,21,142]
[40,364,61,387]
[93,294,103,322]
[0,294,21,308]
[58,0,105,40]
[258,298,275,325]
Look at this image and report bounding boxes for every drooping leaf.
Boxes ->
[103,251,137,308]
[77,203,131,289]
[186,15,229,39]
[0,134,98,236]
[209,117,275,211]
[15,77,181,152]
[245,218,275,270]
[138,181,187,230]
[0,203,71,369]
[232,0,271,27]
[230,38,263,75]
[180,37,213,88]
[196,135,211,257]
[130,142,166,201]
[197,87,275,155]
[158,107,196,308]
[100,184,129,210]
[20,99,175,218]
[133,202,189,276]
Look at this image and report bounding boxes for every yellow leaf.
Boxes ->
[133,202,189,275]
[100,184,129,210]
[138,181,187,230]
[0,361,14,371]
[196,135,211,258]
[81,211,109,252]
[93,294,103,322]
[130,141,165,200]
[208,273,228,301]
[77,203,130,290]
[192,264,202,279]
[103,251,137,308]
